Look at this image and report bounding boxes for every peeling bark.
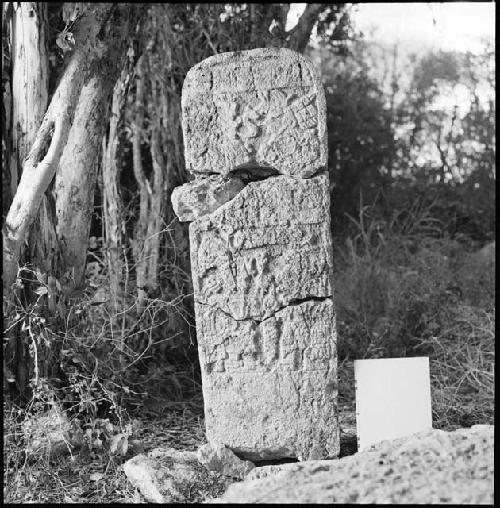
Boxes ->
[3,4,141,295]
[102,71,127,314]
[9,2,49,197]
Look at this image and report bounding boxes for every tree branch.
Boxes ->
[286,3,324,53]
[3,3,118,293]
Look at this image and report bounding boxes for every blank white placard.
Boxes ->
[354,356,432,451]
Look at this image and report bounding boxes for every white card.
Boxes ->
[354,356,432,451]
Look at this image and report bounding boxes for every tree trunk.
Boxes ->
[8,3,55,279]
[3,2,50,400]
[2,4,13,220]
[286,3,324,53]
[131,55,148,313]
[3,3,139,296]
[102,71,127,315]
[9,2,49,197]
[146,96,165,292]
[131,51,168,313]
[55,73,113,291]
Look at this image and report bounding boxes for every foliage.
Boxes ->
[394,46,495,185]
[319,40,495,242]
[318,44,396,232]
[3,401,210,503]
[335,200,494,430]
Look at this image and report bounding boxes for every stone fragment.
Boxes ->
[197,299,338,461]
[197,442,255,479]
[123,448,213,503]
[216,426,494,504]
[244,460,323,481]
[171,175,245,222]
[182,48,327,178]
[190,174,334,321]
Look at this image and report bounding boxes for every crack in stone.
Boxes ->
[186,168,329,224]
[196,294,332,324]
[191,166,327,185]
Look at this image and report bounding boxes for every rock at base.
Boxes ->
[123,447,222,503]
[215,426,494,504]
[197,442,255,479]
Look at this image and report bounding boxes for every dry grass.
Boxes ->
[334,199,495,431]
[3,398,209,503]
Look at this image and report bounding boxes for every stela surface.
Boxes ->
[190,175,338,460]
[174,48,339,460]
[182,48,327,178]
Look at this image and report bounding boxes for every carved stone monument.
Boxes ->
[172,48,339,461]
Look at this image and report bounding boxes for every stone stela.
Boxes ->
[172,48,339,461]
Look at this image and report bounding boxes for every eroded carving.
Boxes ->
[182,48,327,178]
[190,175,333,321]
[172,48,338,461]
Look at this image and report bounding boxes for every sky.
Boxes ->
[287,3,495,170]
[352,2,495,53]
[287,2,495,54]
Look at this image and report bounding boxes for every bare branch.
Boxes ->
[286,3,324,53]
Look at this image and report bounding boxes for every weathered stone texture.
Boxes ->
[171,175,245,222]
[123,448,200,503]
[188,173,338,461]
[197,443,255,479]
[215,426,494,504]
[182,48,327,178]
[197,299,338,461]
[190,174,334,321]
[123,447,229,503]
[174,48,338,462]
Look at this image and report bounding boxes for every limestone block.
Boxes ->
[171,175,245,222]
[123,448,199,503]
[190,174,334,321]
[123,447,229,503]
[182,48,327,178]
[197,298,338,461]
[216,427,494,504]
[174,47,338,463]
[189,173,338,460]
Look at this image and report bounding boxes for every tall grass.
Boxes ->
[334,196,495,430]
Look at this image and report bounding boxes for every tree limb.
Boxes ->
[286,3,324,53]
[3,3,115,293]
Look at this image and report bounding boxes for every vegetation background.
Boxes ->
[2,2,494,503]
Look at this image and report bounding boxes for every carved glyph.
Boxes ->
[182,48,327,178]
